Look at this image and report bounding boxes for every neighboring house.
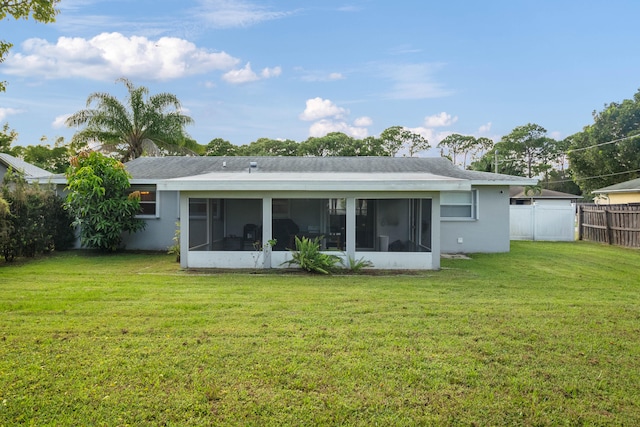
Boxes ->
[509,186,581,206]
[509,186,580,242]
[116,156,534,270]
[592,177,640,205]
[0,153,54,183]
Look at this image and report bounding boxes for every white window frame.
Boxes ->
[130,185,159,219]
[440,190,478,221]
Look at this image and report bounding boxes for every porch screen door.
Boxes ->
[410,199,432,252]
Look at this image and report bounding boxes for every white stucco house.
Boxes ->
[116,156,534,270]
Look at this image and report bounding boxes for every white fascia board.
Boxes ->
[27,176,66,185]
[592,188,640,194]
[158,172,471,192]
[470,177,538,187]
[129,179,166,185]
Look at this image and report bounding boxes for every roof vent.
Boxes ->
[249,161,257,173]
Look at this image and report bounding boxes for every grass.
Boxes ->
[0,241,639,425]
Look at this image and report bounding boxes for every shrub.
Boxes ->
[282,236,341,274]
[65,152,145,252]
[0,168,74,261]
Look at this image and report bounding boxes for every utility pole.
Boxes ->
[494,150,499,174]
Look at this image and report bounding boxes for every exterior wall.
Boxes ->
[597,193,640,205]
[121,190,179,250]
[440,186,510,253]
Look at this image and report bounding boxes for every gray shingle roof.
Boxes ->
[509,186,581,199]
[125,156,531,183]
[0,153,54,180]
[593,177,640,193]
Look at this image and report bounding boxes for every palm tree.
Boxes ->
[66,78,195,161]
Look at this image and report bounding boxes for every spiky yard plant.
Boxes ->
[282,236,341,274]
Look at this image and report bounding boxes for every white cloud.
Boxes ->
[381,62,452,100]
[353,116,373,127]
[550,131,563,140]
[297,68,346,82]
[300,99,370,139]
[478,122,492,134]
[52,114,72,129]
[195,0,292,28]
[222,62,281,84]
[222,62,259,84]
[261,66,282,79]
[299,97,348,121]
[4,33,240,81]
[309,119,369,139]
[405,126,452,147]
[424,112,458,127]
[0,108,21,121]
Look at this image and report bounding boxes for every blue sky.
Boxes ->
[2,0,640,155]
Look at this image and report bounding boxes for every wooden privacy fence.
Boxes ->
[578,204,640,247]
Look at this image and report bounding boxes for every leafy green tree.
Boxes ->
[495,123,554,178]
[568,90,640,194]
[1,0,60,91]
[378,126,405,157]
[1,168,73,261]
[238,138,299,156]
[438,134,469,165]
[351,136,388,156]
[180,137,206,156]
[379,126,429,157]
[539,169,582,195]
[405,131,430,157]
[438,134,492,167]
[299,133,357,156]
[65,152,145,252]
[0,123,19,154]
[12,136,72,173]
[66,78,194,161]
[469,147,526,176]
[206,138,238,156]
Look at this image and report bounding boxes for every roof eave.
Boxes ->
[158,172,472,192]
[592,188,640,194]
[470,178,538,186]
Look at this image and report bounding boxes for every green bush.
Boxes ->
[65,152,145,252]
[282,236,341,274]
[0,168,74,261]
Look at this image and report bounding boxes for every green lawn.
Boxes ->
[1,241,639,426]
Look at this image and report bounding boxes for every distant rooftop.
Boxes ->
[593,177,640,193]
[0,153,54,180]
[510,186,581,199]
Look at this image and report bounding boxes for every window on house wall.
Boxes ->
[129,185,157,217]
[440,190,478,220]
